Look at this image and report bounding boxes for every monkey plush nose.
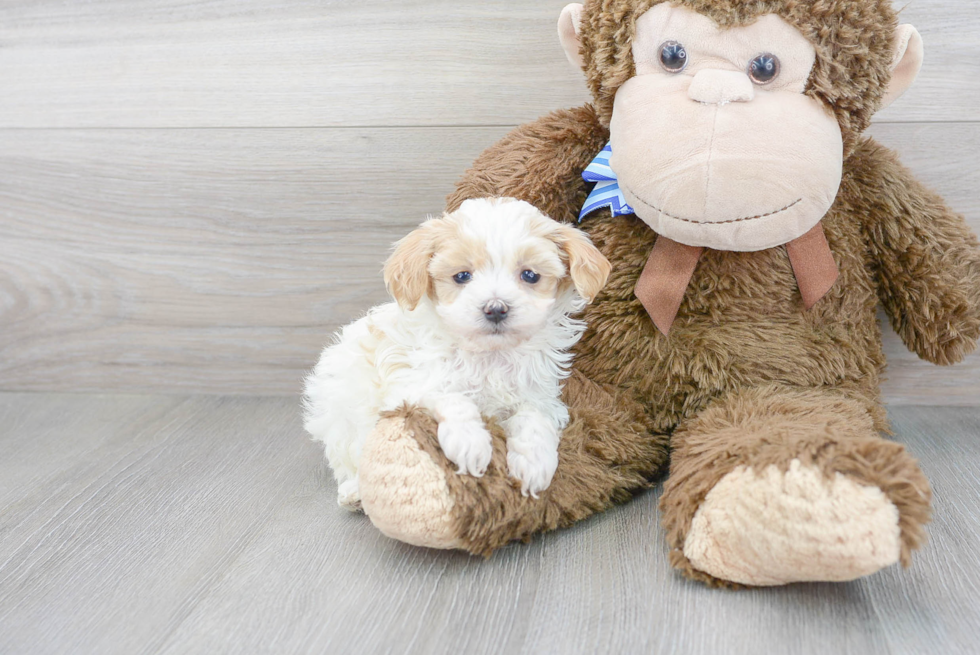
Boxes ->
[483,300,509,324]
[688,69,755,105]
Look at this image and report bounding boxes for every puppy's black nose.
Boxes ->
[483,300,509,324]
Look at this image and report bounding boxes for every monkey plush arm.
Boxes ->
[447,105,609,223]
[858,138,980,365]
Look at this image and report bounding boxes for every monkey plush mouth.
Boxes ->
[621,180,803,227]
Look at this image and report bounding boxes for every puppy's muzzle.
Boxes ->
[483,300,509,324]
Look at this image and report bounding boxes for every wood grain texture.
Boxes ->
[0,0,976,128]
[2,122,978,400]
[0,126,510,395]
[1,394,978,654]
[0,0,586,129]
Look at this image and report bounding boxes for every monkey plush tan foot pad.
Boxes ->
[682,459,902,586]
[359,414,462,550]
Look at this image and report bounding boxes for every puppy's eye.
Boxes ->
[453,271,472,284]
[748,53,780,84]
[521,270,541,284]
[659,41,688,73]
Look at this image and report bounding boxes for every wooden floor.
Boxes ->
[0,394,977,654]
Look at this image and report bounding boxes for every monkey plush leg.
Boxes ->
[358,371,667,554]
[659,385,931,588]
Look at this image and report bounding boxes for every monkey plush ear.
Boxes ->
[558,3,586,71]
[880,25,924,110]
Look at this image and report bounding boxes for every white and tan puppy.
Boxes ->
[304,198,610,509]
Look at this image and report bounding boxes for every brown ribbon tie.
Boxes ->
[635,236,703,337]
[634,222,839,336]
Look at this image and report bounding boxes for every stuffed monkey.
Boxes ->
[355,0,980,587]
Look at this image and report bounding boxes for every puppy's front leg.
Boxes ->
[502,407,561,498]
[422,393,493,477]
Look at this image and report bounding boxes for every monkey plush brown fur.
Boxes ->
[355,0,980,587]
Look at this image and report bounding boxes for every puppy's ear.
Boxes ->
[555,224,611,303]
[384,220,438,310]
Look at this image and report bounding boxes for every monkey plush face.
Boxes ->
[559,0,923,252]
[611,4,842,250]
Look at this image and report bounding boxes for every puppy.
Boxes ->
[303,197,611,509]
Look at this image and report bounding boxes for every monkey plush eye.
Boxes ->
[748,53,780,84]
[521,270,541,284]
[658,41,688,72]
[453,271,472,284]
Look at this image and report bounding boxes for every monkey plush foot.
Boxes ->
[660,386,932,588]
[681,459,902,585]
[358,411,462,550]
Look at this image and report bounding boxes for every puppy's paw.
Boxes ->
[438,419,493,477]
[337,477,362,512]
[507,438,559,498]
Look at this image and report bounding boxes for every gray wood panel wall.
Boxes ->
[1,0,978,402]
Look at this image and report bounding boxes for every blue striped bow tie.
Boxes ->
[579,142,635,222]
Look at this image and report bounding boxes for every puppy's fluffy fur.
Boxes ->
[304,198,611,508]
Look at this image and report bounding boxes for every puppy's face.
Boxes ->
[384,198,611,351]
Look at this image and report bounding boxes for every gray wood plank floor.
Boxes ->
[1,394,978,654]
